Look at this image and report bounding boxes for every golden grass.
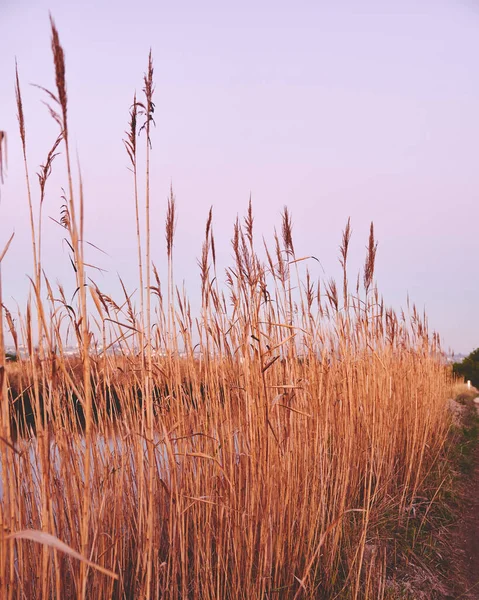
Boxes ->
[450,381,478,399]
[0,19,456,600]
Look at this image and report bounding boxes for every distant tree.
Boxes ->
[453,348,479,388]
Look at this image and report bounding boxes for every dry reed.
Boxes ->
[0,20,455,600]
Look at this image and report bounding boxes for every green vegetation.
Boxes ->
[455,398,479,475]
[453,348,479,389]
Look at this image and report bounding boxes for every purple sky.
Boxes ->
[0,0,478,354]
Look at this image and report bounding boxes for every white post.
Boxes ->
[468,380,471,389]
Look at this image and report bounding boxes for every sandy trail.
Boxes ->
[454,398,479,600]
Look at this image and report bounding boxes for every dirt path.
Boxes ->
[451,399,479,600]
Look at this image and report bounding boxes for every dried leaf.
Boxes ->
[6,530,118,580]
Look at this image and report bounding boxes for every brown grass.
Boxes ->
[0,19,457,600]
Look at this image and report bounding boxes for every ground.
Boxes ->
[450,397,479,600]
[385,390,479,600]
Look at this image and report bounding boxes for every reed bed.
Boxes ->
[0,19,454,599]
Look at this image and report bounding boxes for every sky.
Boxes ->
[0,0,478,354]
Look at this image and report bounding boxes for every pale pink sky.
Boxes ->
[0,0,478,353]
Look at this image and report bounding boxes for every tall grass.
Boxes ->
[0,20,454,599]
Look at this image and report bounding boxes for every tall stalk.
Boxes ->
[47,18,92,599]
[124,97,149,581]
[0,234,15,600]
[140,51,155,599]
